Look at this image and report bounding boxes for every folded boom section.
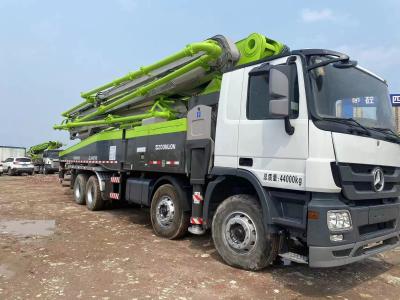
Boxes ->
[54,33,288,140]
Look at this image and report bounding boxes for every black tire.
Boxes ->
[43,167,48,175]
[73,174,89,205]
[69,174,75,190]
[7,168,15,176]
[212,194,279,271]
[150,184,189,239]
[85,175,104,211]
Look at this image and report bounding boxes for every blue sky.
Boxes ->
[1,0,399,147]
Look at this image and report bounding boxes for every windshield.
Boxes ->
[309,56,395,131]
[45,150,60,159]
[16,158,31,162]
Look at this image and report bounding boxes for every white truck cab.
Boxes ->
[213,49,400,267]
[40,149,60,174]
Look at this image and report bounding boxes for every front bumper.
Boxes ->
[13,167,34,174]
[309,231,400,267]
[307,193,400,268]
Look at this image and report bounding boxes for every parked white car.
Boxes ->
[2,157,34,175]
[0,162,3,175]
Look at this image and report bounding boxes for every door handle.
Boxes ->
[239,157,253,167]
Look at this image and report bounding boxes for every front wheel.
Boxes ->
[7,168,15,176]
[212,194,279,271]
[150,184,189,239]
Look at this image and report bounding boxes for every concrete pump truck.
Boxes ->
[28,141,63,174]
[55,32,400,270]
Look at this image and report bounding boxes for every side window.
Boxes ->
[247,64,299,120]
[247,73,271,119]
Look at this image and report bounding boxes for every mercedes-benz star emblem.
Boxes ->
[372,167,384,192]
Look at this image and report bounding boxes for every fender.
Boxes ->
[150,175,192,211]
[204,167,279,232]
[94,171,111,192]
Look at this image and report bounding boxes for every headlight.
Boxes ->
[327,210,352,231]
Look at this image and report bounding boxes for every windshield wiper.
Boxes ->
[307,54,356,71]
[322,117,371,136]
[370,127,400,143]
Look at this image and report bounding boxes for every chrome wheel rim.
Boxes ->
[75,184,81,199]
[87,185,94,205]
[223,212,257,254]
[156,196,175,227]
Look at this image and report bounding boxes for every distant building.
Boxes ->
[0,146,26,162]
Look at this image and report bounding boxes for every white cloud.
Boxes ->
[301,8,335,23]
[336,45,400,71]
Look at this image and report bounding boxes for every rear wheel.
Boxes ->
[7,168,15,176]
[85,175,104,211]
[212,194,279,271]
[73,174,89,205]
[150,184,189,239]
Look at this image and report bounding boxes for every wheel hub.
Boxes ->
[224,212,257,254]
[156,196,175,227]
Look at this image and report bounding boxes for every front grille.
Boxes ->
[353,236,399,257]
[359,220,395,236]
[332,248,352,257]
[335,163,400,201]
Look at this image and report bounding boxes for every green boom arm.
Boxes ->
[28,141,63,160]
[54,33,287,133]
[59,40,222,123]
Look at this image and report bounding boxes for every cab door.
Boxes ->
[237,56,309,191]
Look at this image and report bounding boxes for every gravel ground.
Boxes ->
[1,175,400,299]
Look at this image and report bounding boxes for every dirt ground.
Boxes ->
[1,175,400,299]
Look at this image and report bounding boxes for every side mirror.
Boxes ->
[269,67,290,117]
[269,64,295,135]
[269,99,289,117]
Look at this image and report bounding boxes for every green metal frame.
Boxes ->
[55,33,287,133]
[57,32,288,158]
[55,99,176,129]
[58,40,222,126]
